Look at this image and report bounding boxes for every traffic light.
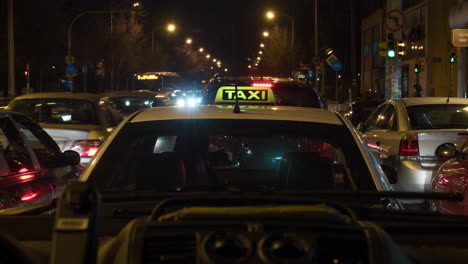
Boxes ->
[397,41,406,56]
[378,41,396,58]
[414,64,419,73]
[24,70,29,77]
[450,52,456,63]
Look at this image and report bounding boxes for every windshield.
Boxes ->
[87,119,375,193]
[107,96,154,116]
[8,99,99,125]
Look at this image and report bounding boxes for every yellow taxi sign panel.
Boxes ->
[215,86,275,104]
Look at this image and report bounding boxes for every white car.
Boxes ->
[81,105,394,197]
[5,93,123,165]
[359,97,468,203]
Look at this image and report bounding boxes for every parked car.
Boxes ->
[344,100,384,126]
[358,97,468,204]
[102,90,173,117]
[0,111,81,209]
[5,93,123,166]
[431,141,468,215]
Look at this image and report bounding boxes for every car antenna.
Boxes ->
[233,83,241,114]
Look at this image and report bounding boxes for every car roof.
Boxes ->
[12,92,102,103]
[102,91,160,98]
[131,105,342,125]
[396,97,468,106]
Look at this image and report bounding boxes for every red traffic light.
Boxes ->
[24,70,29,76]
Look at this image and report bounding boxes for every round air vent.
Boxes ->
[202,232,252,263]
[259,233,312,263]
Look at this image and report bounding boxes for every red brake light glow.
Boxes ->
[70,140,101,158]
[251,82,273,88]
[20,192,38,201]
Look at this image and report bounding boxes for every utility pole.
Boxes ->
[314,0,319,92]
[8,0,16,98]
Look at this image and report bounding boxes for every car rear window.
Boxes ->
[107,97,154,116]
[407,104,468,130]
[8,99,99,125]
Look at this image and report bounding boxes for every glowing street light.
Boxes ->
[257,57,261,60]
[213,58,217,62]
[224,68,228,72]
[255,63,258,66]
[266,11,275,20]
[325,48,334,55]
[199,47,204,52]
[210,66,214,69]
[206,54,211,59]
[167,24,176,32]
[133,2,141,7]
[185,38,192,45]
[263,31,269,37]
[259,51,263,54]
[260,43,265,48]
[248,65,252,68]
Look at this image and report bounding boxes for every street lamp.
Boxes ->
[132,2,141,7]
[167,23,176,32]
[213,58,217,62]
[263,31,269,37]
[325,48,334,55]
[206,54,211,59]
[248,65,252,68]
[224,68,228,72]
[185,38,192,45]
[199,47,204,52]
[266,11,275,20]
[260,43,265,48]
[259,51,263,55]
[257,57,261,60]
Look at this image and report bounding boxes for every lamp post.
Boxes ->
[152,23,176,55]
[265,10,294,50]
[67,10,129,92]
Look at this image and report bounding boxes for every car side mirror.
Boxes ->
[61,150,81,166]
[381,165,398,184]
[435,143,460,159]
[357,122,367,133]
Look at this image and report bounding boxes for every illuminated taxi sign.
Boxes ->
[215,86,275,104]
[137,74,159,80]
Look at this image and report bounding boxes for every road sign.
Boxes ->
[82,65,89,73]
[384,9,406,32]
[65,55,75,64]
[452,29,468,47]
[331,60,343,72]
[65,64,77,75]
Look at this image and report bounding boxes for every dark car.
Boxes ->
[344,100,384,126]
[202,76,323,108]
[0,111,81,209]
[103,90,173,117]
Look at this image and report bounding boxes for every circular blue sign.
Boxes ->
[331,60,343,72]
[65,64,77,75]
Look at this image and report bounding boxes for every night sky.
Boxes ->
[0,0,384,93]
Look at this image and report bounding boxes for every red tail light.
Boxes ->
[252,82,273,88]
[20,192,38,201]
[70,140,101,158]
[399,134,419,160]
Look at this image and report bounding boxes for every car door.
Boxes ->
[0,115,41,208]
[363,103,402,166]
[13,114,80,196]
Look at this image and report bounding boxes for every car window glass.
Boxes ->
[406,104,468,130]
[99,102,117,127]
[8,99,99,125]
[16,119,61,169]
[365,104,388,130]
[0,117,35,174]
[107,101,123,123]
[375,105,394,130]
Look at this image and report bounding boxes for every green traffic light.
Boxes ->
[387,50,396,58]
[450,57,456,63]
[414,67,419,73]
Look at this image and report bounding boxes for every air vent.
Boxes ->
[142,235,196,264]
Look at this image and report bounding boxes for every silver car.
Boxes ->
[359,97,468,203]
